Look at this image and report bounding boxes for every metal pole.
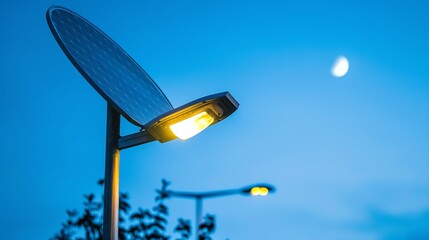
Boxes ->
[103,104,121,240]
[196,197,203,240]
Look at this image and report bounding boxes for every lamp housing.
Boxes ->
[145,92,239,143]
[241,184,276,196]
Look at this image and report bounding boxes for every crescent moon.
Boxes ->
[331,56,349,78]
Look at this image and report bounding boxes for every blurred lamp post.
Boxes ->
[166,183,275,240]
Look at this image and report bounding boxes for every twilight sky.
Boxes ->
[1,0,429,239]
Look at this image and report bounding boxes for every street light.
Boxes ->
[46,6,239,240]
[165,183,276,240]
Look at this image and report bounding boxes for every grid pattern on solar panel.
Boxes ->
[48,7,173,126]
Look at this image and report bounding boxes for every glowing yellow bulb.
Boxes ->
[251,187,261,196]
[250,187,269,196]
[170,111,214,140]
[259,187,269,196]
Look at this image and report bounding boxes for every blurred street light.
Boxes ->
[165,183,275,240]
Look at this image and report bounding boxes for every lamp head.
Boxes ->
[145,92,239,143]
[241,184,276,197]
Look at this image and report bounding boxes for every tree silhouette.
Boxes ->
[128,179,170,240]
[199,215,216,240]
[51,179,221,240]
[75,193,102,240]
[174,218,191,240]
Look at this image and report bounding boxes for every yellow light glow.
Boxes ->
[259,187,269,196]
[170,111,214,140]
[251,187,261,196]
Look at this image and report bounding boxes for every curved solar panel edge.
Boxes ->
[46,6,173,127]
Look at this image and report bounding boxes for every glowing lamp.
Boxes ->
[170,111,214,140]
[251,187,261,196]
[250,187,269,196]
[243,184,275,197]
[145,92,239,142]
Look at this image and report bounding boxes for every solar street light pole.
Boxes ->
[46,7,239,240]
[103,105,121,240]
[103,105,156,240]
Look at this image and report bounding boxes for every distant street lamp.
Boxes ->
[46,6,238,240]
[166,183,275,240]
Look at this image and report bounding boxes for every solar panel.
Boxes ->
[46,6,173,127]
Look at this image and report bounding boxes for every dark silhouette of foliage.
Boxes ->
[49,210,77,240]
[51,179,220,240]
[119,193,131,240]
[199,215,216,240]
[75,193,102,240]
[174,218,191,240]
[128,179,170,240]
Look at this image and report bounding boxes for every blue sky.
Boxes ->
[1,0,429,239]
